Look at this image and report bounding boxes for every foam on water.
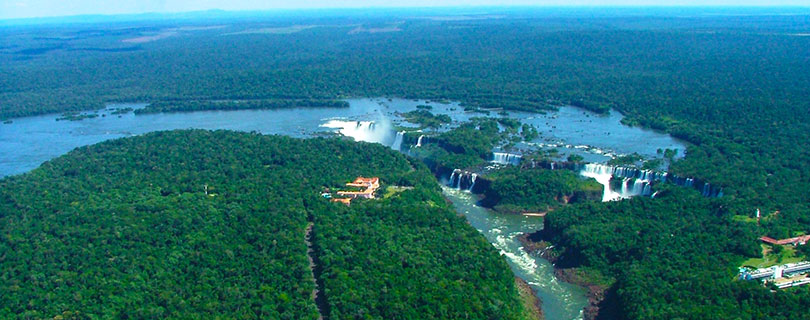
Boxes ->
[441,186,587,320]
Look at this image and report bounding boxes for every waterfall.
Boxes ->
[447,169,478,192]
[320,119,391,144]
[579,163,719,201]
[620,178,631,197]
[491,152,522,166]
[391,131,404,151]
[580,164,623,202]
[618,178,652,198]
[416,135,424,147]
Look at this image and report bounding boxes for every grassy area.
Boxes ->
[732,215,758,224]
[382,186,413,199]
[742,244,805,268]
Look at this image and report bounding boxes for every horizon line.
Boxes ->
[3,4,810,24]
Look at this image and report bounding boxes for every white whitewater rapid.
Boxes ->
[391,131,405,151]
[580,163,653,202]
[320,118,393,144]
[491,152,522,165]
[580,164,624,202]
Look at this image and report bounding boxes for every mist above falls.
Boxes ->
[320,116,394,145]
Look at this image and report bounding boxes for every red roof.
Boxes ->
[760,235,810,245]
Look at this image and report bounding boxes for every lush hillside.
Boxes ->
[0,130,530,319]
[480,167,602,214]
[540,186,810,320]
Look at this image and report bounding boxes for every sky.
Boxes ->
[2,0,809,20]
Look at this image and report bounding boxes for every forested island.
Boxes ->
[3,6,810,320]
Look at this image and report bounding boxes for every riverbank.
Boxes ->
[518,232,609,320]
[515,277,544,320]
[442,190,546,319]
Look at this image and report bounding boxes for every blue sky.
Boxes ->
[2,0,809,20]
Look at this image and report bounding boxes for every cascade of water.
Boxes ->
[449,169,460,188]
[620,178,631,197]
[580,163,622,202]
[416,135,424,147]
[391,131,404,151]
[701,183,710,197]
[634,179,650,196]
[579,163,722,200]
[491,152,522,165]
[320,119,391,144]
[447,169,480,192]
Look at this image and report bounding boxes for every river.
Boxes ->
[442,186,587,319]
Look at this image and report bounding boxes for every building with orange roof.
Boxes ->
[345,177,379,189]
[328,176,381,205]
[337,177,380,199]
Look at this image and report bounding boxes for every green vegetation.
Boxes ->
[742,244,805,268]
[606,154,642,167]
[480,167,601,214]
[382,185,413,199]
[520,124,539,141]
[312,185,528,319]
[566,154,584,163]
[410,118,506,170]
[641,159,663,170]
[4,9,810,319]
[0,130,529,319]
[401,110,451,129]
[55,112,99,121]
[541,186,810,319]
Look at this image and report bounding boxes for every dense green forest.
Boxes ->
[480,167,601,214]
[409,118,531,171]
[540,186,810,319]
[400,110,451,129]
[311,187,527,319]
[408,119,500,171]
[0,130,531,319]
